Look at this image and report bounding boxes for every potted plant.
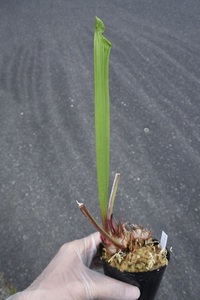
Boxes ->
[77,17,169,300]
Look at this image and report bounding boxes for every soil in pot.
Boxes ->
[99,237,169,300]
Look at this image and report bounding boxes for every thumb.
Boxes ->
[91,271,140,300]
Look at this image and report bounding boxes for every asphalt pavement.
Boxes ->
[0,1,200,299]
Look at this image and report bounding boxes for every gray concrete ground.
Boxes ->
[0,1,200,299]
[0,273,15,300]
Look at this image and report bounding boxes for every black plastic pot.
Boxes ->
[99,243,170,300]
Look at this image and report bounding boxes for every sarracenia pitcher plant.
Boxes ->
[77,17,153,255]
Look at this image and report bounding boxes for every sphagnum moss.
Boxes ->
[102,237,168,272]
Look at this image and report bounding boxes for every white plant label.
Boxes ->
[160,231,168,250]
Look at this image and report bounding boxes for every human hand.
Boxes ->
[7,232,140,300]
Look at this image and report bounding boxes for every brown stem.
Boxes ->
[76,201,125,249]
[107,173,120,220]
